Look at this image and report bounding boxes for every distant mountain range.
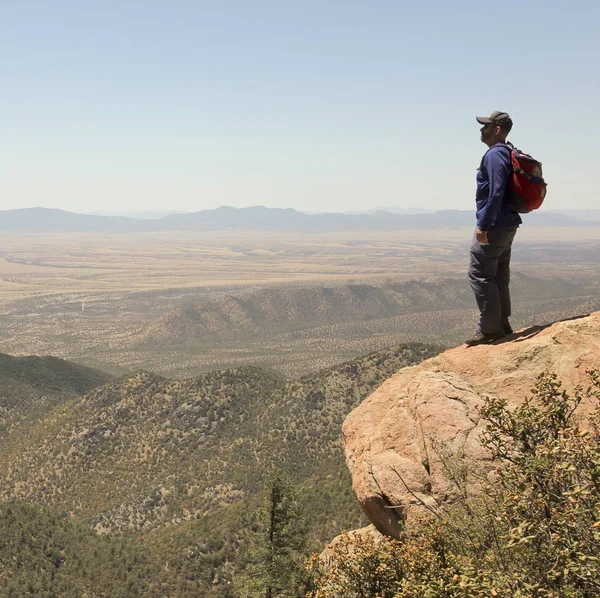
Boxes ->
[1,206,599,233]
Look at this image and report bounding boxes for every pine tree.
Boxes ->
[236,470,308,598]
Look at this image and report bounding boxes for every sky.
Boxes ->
[2,0,599,215]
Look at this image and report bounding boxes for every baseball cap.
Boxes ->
[476,111,513,131]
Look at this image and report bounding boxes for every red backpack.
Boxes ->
[505,142,547,213]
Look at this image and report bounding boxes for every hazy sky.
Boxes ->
[2,0,599,214]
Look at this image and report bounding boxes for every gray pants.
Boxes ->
[468,226,518,334]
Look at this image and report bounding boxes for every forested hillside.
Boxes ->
[0,354,111,438]
[0,343,440,595]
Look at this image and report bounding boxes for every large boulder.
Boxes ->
[342,312,600,538]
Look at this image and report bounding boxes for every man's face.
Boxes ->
[480,121,499,145]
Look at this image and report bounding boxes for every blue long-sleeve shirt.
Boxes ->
[476,143,522,231]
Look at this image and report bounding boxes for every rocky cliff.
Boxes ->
[342,312,600,538]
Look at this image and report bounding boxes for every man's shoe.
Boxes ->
[501,320,513,335]
[465,330,506,347]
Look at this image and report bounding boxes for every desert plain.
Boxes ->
[1,227,599,377]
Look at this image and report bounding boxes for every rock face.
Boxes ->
[342,312,600,538]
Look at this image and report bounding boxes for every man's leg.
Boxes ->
[468,229,504,335]
[497,227,518,331]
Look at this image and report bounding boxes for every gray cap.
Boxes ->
[476,110,513,131]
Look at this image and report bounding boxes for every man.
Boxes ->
[466,110,521,346]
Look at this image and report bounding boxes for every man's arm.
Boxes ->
[476,147,512,239]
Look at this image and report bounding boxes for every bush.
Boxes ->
[307,371,600,597]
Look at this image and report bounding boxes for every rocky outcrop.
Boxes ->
[342,312,600,538]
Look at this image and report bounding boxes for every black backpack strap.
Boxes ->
[505,140,525,154]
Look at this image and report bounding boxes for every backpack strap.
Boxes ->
[505,140,528,155]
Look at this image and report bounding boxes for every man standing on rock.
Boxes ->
[466,111,521,346]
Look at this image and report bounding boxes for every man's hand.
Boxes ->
[476,228,488,243]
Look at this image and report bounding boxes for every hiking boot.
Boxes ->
[465,330,506,347]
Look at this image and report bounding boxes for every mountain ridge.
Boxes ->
[1,205,598,233]
[0,353,112,438]
[0,341,441,593]
[0,343,440,533]
[130,275,589,349]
